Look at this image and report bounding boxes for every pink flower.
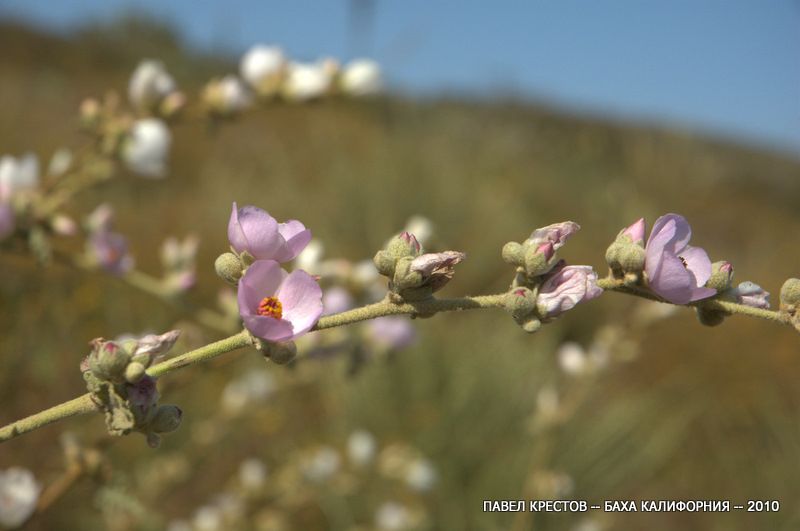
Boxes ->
[526,221,580,250]
[90,231,134,275]
[238,260,323,342]
[228,202,311,262]
[366,316,417,350]
[536,264,602,319]
[645,214,716,304]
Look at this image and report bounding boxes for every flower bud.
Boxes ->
[501,241,524,266]
[520,316,542,333]
[408,251,465,292]
[705,261,734,291]
[780,278,800,312]
[148,404,183,434]
[618,218,646,245]
[536,265,603,321]
[88,340,131,382]
[387,232,422,259]
[124,362,146,383]
[605,242,646,277]
[696,307,726,327]
[373,249,396,277]
[523,241,556,277]
[391,257,423,291]
[264,341,297,365]
[215,252,244,284]
[503,288,537,321]
[732,281,770,309]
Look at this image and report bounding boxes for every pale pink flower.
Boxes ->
[228,203,311,263]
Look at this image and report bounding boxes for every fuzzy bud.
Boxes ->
[523,241,556,277]
[373,249,396,277]
[705,261,734,291]
[124,362,146,384]
[780,278,800,312]
[387,232,422,260]
[696,307,726,327]
[148,404,183,434]
[265,341,297,365]
[88,340,131,382]
[501,241,524,266]
[215,252,244,284]
[392,257,423,291]
[503,288,537,322]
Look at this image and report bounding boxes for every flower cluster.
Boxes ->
[502,222,602,332]
[81,331,183,447]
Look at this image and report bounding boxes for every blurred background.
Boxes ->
[1,1,799,530]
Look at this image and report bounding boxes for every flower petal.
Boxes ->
[273,220,311,262]
[648,251,694,304]
[277,270,323,336]
[238,260,288,316]
[680,245,713,287]
[242,315,295,342]
[649,214,691,254]
[228,203,281,259]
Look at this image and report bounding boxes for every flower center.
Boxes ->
[257,296,283,319]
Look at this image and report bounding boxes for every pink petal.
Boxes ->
[648,252,694,304]
[680,245,712,287]
[648,214,691,255]
[228,203,281,259]
[277,270,323,336]
[242,315,295,342]
[273,220,312,262]
[238,260,288,315]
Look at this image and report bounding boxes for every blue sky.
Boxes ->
[1,1,798,155]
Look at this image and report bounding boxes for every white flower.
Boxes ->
[0,468,41,528]
[239,458,267,490]
[375,502,412,531]
[204,76,252,115]
[123,119,171,178]
[347,430,377,466]
[282,60,335,102]
[302,447,340,482]
[240,45,286,95]
[341,59,382,96]
[128,60,176,110]
[405,458,437,492]
[193,505,223,531]
[557,341,588,376]
[0,153,39,200]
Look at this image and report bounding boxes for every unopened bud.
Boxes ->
[392,257,423,291]
[387,232,422,259]
[523,242,556,277]
[149,404,183,433]
[696,307,726,327]
[215,252,243,284]
[373,249,396,277]
[88,340,131,382]
[501,241,524,266]
[605,242,646,278]
[124,362,146,383]
[503,288,537,321]
[780,278,800,312]
[705,261,734,291]
[265,341,297,365]
[520,316,542,334]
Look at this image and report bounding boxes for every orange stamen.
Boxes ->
[257,296,283,319]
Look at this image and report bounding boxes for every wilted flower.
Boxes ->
[645,214,716,304]
[128,60,176,110]
[240,45,287,96]
[340,59,382,96]
[366,316,417,351]
[123,118,171,177]
[89,231,134,275]
[408,251,466,292]
[126,375,160,415]
[536,264,602,319]
[732,281,770,309]
[203,75,252,115]
[0,468,41,528]
[131,330,181,360]
[238,260,322,342]
[282,60,336,102]
[322,286,355,315]
[526,221,580,250]
[347,430,377,466]
[228,203,311,262]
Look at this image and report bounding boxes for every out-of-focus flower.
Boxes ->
[557,342,589,376]
[302,447,341,482]
[347,430,377,466]
[161,235,200,293]
[282,60,336,102]
[375,502,414,531]
[128,60,177,111]
[89,230,134,275]
[0,153,39,200]
[403,216,434,248]
[295,239,324,273]
[193,505,223,531]
[203,75,253,115]
[536,264,602,319]
[645,213,716,304]
[322,287,355,316]
[47,148,72,177]
[221,369,277,415]
[50,214,77,236]
[238,260,323,342]
[366,316,417,351]
[531,470,574,499]
[0,468,41,528]
[0,203,14,241]
[732,281,770,309]
[85,203,115,233]
[340,59,382,96]
[240,45,287,96]
[123,118,171,178]
[228,203,311,262]
[405,458,437,492]
[239,458,268,491]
